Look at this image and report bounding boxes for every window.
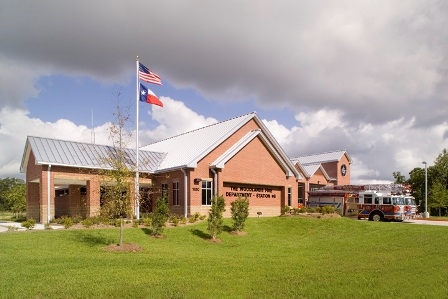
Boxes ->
[287,187,292,206]
[383,197,391,205]
[374,197,380,204]
[202,180,212,205]
[173,181,179,206]
[161,183,168,200]
[364,194,372,204]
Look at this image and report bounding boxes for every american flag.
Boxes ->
[138,63,162,85]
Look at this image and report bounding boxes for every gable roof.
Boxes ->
[291,150,351,165]
[20,136,166,173]
[210,129,300,178]
[141,112,301,178]
[301,163,331,180]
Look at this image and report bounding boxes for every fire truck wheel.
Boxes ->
[369,212,384,222]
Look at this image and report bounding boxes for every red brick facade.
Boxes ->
[23,117,350,223]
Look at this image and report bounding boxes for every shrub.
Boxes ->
[321,206,335,214]
[81,218,94,228]
[21,218,35,230]
[188,214,197,223]
[151,197,169,236]
[306,207,317,213]
[44,223,52,230]
[230,196,249,232]
[172,216,180,227]
[281,206,291,215]
[142,217,152,227]
[63,217,74,229]
[207,196,226,240]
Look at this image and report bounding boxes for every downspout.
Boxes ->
[47,164,52,224]
[181,168,188,218]
[210,168,218,197]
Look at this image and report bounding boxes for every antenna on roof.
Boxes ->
[91,108,95,144]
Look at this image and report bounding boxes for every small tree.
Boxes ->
[230,196,249,232]
[4,181,26,218]
[97,96,135,246]
[151,196,169,236]
[207,196,226,241]
[429,181,448,217]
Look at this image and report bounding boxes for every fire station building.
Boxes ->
[20,112,351,223]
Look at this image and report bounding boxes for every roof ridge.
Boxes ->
[27,135,113,148]
[141,112,256,147]
[291,149,347,159]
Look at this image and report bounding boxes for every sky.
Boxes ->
[1,0,447,184]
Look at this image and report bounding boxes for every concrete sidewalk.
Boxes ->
[0,221,64,232]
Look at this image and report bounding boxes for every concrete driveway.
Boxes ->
[405,219,448,226]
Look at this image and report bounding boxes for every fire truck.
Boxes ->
[308,184,416,221]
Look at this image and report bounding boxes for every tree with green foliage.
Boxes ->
[429,181,448,216]
[0,177,25,212]
[151,196,170,236]
[392,171,406,184]
[5,183,26,217]
[407,167,426,209]
[230,196,249,232]
[408,148,448,216]
[207,196,226,240]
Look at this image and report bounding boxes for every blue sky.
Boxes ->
[1,1,447,183]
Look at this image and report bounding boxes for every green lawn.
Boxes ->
[1,217,447,299]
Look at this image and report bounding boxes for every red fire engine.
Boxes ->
[308,184,416,221]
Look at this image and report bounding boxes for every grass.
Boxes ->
[0,217,447,298]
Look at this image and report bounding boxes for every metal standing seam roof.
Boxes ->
[140,112,301,178]
[291,150,351,165]
[140,112,257,171]
[302,163,331,180]
[20,136,166,173]
[21,112,301,179]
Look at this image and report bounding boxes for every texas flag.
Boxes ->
[140,84,163,107]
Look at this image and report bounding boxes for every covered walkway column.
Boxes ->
[40,165,55,224]
[87,177,101,217]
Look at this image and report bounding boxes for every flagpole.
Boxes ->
[135,56,140,220]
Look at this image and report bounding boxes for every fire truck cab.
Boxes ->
[357,191,406,221]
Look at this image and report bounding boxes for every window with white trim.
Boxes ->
[201,180,212,205]
[173,181,180,206]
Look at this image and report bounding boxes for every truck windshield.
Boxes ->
[393,197,404,205]
[404,197,416,205]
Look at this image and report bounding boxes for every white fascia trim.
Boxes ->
[186,114,254,169]
[318,165,332,181]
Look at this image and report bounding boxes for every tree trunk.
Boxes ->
[119,217,123,246]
